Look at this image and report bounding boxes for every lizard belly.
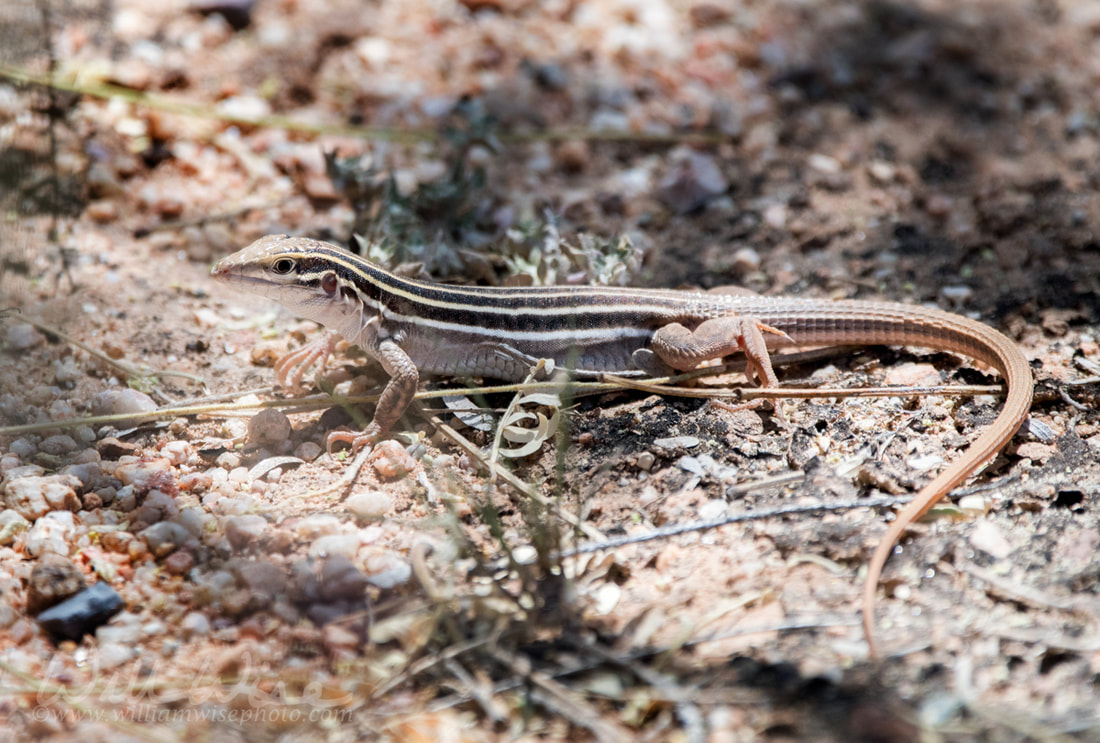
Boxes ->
[400,332,653,381]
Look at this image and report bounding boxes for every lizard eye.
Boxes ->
[272,258,295,274]
[321,272,339,295]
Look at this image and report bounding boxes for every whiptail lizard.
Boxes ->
[212,234,1033,656]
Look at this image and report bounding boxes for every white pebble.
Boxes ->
[345,491,393,522]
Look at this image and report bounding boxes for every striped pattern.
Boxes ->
[213,234,1019,378]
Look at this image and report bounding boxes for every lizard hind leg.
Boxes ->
[651,316,787,387]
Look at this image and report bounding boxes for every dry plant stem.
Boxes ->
[498,651,634,743]
[14,315,203,384]
[0,659,176,743]
[306,444,375,499]
[554,495,914,560]
[4,355,981,436]
[413,401,606,542]
[0,63,723,145]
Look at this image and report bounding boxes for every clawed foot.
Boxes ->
[325,424,380,454]
[274,332,340,389]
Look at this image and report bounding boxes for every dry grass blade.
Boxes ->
[412,401,605,543]
[499,651,635,743]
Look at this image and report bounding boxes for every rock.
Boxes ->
[0,510,30,545]
[36,582,124,641]
[554,140,590,173]
[248,409,291,446]
[345,491,393,522]
[38,435,78,456]
[308,534,359,559]
[322,623,359,652]
[90,389,157,423]
[180,611,211,638]
[5,323,45,350]
[216,95,270,121]
[2,475,82,520]
[114,458,174,491]
[24,514,75,557]
[235,561,286,606]
[690,2,731,27]
[189,0,254,30]
[319,556,369,602]
[657,149,729,214]
[163,549,195,576]
[730,247,761,274]
[884,363,941,387]
[295,514,342,539]
[215,451,242,470]
[139,522,193,557]
[96,437,140,458]
[97,641,135,670]
[225,514,269,550]
[7,438,36,458]
[969,521,1013,560]
[294,441,323,462]
[371,440,416,479]
[363,551,412,589]
[26,554,87,615]
[59,462,103,491]
[133,488,180,527]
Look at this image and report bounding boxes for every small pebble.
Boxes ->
[8,438,36,459]
[370,440,416,479]
[161,440,191,465]
[345,491,393,521]
[37,582,124,641]
[318,555,369,602]
[215,451,242,470]
[235,561,286,605]
[296,514,342,539]
[139,522,192,557]
[180,611,211,638]
[96,641,134,670]
[0,509,30,545]
[90,389,157,422]
[163,549,195,576]
[657,149,729,214]
[24,515,73,554]
[868,160,896,183]
[178,471,213,491]
[308,534,359,559]
[52,359,81,384]
[39,435,78,456]
[114,458,173,490]
[363,551,412,589]
[96,437,140,458]
[730,246,761,273]
[294,441,323,461]
[2,475,82,520]
[248,408,292,446]
[225,514,269,550]
[5,323,45,350]
[554,140,590,173]
[26,553,87,615]
[322,624,359,652]
[808,153,842,174]
[133,488,180,525]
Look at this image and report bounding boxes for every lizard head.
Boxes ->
[211,234,365,325]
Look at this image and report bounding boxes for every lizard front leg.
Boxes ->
[325,337,419,452]
[650,316,789,386]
